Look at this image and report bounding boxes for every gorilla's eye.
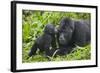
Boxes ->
[65,27,73,33]
[49,30,54,34]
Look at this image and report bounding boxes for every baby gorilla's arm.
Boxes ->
[28,43,37,57]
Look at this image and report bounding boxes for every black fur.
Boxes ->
[48,17,91,57]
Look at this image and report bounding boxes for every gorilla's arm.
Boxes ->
[51,35,57,48]
[28,43,37,57]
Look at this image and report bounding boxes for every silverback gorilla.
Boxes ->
[48,17,91,56]
[28,24,56,58]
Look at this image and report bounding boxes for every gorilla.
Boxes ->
[28,24,57,58]
[48,17,91,57]
[57,17,90,55]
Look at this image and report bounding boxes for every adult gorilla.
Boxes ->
[56,17,91,55]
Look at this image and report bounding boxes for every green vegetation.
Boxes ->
[22,10,91,63]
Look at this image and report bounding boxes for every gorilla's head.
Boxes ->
[58,17,75,45]
[44,24,57,35]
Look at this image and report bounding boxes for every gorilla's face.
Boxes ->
[58,17,74,45]
[44,24,56,35]
[58,27,73,45]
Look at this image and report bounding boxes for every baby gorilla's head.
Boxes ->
[44,24,57,35]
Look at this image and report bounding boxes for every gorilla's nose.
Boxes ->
[59,36,62,41]
[55,28,58,33]
[59,34,65,41]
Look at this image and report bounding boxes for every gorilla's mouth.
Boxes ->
[59,39,67,45]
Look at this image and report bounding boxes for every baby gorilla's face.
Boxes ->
[44,24,56,35]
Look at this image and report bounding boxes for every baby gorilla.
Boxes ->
[28,24,56,58]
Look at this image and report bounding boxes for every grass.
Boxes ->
[22,43,91,63]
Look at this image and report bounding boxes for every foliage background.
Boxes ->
[22,10,91,63]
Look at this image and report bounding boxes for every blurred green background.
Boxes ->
[22,10,91,63]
